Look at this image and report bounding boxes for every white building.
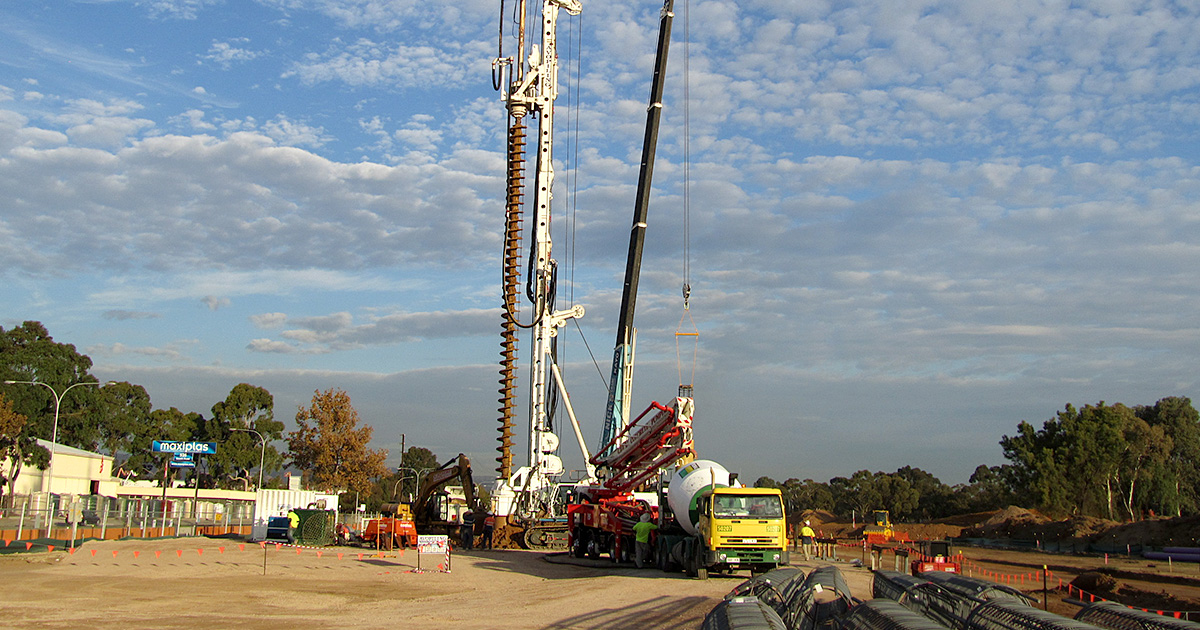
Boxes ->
[3,439,121,497]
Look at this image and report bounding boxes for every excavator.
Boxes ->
[356,454,479,549]
[413,453,479,535]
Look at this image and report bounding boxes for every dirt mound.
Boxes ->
[1073,572,1118,592]
[1103,514,1200,548]
[985,506,1037,525]
[800,508,1198,549]
[792,510,857,538]
[794,509,837,526]
[962,506,1052,538]
[902,523,963,540]
[1114,584,1200,612]
[932,511,999,528]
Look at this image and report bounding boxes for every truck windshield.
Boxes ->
[712,495,784,518]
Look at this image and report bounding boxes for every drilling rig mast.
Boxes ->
[491,0,590,549]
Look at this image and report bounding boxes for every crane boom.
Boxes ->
[601,0,678,454]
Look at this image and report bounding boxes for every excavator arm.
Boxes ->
[414,454,478,527]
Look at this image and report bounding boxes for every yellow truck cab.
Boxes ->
[689,486,789,578]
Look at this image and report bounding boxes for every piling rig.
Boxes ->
[491,0,592,550]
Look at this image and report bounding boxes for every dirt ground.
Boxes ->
[5,533,1199,629]
[804,507,1200,618]
[0,537,874,630]
[952,544,1200,617]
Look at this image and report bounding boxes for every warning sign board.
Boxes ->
[416,535,450,573]
[417,535,448,554]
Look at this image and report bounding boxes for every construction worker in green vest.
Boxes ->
[632,513,658,569]
[287,509,300,545]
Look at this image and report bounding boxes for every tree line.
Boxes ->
[0,321,388,508]
[6,321,1198,522]
[755,396,1200,523]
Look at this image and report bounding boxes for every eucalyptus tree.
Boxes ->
[203,383,283,490]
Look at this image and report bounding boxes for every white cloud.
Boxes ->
[246,338,302,354]
[0,124,501,275]
[87,341,186,360]
[138,0,222,20]
[202,38,262,69]
[255,0,494,35]
[249,308,500,352]
[283,38,491,89]
[170,109,216,131]
[103,310,161,320]
[6,0,1200,484]
[261,115,330,148]
[202,295,230,310]
[250,312,288,328]
[67,116,155,149]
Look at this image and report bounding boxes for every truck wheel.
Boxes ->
[620,537,633,563]
[572,528,587,559]
[587,532,601,560]
[693,543,709,580]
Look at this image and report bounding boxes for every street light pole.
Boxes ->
[3,379,114,534]
[396,466,432,503]
[231,427,266,491]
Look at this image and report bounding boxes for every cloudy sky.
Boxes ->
[2,0,1198,486]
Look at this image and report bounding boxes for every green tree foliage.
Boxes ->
[962,464,1018,512]
[1,322,99,441]
[370,446,442,511]
[753,476,779,489]
[398,446,439,500]
[203,384,284,490]
[0,394,33,506]
[830,470,882,518]
[1136,397,1200,516]
[93,381,152,461]
[894,466,957,520]
[1000,398,1195,519]
[0,321,103,493]
[876,472,920,519]
[123,407,202,482]
[777,478,834,514]
[287,388,388,495]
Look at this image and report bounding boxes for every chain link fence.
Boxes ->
[0,493,257,548]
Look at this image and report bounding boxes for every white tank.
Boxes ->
[666,460,739,535]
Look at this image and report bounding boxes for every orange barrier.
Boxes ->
[0,524,253,543]
[1,537,412,564]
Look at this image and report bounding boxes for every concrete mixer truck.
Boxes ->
[659,460,789,579]
[568,451,789,578]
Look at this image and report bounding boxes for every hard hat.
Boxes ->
[805,520,811,525]
[640,513,651,522]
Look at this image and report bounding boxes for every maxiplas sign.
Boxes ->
[152,441,218,455]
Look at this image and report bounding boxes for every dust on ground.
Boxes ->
[799,507,1200,617]
[7,509,1200,629]
[0,537,874,630]
[796,506,1200,548]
